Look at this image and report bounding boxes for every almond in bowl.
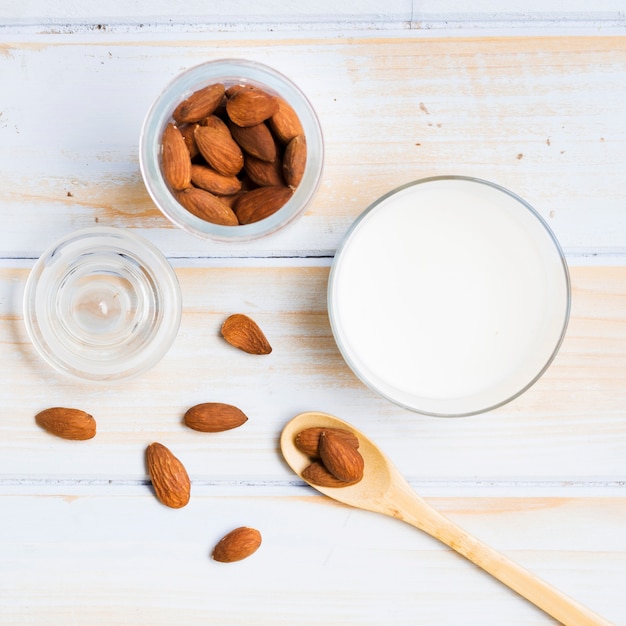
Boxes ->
[140,59,324,242]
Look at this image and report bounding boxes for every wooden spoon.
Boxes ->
[280,411,611,626]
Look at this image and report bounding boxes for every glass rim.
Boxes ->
[139,58,324,242]
[23,226,182,383]
[328,175,572,417]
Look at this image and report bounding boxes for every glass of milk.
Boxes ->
[328,176,570,417]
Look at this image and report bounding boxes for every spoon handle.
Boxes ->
[389,481,612,626]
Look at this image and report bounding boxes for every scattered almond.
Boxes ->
[146,442,191,509]
[161,123,191,191]
[318,429,364,484]
[221,313,272,355]
[35,407,96,441]
[184,402,248,432]
[212,526,262,563]
[295,427,359,458]
[173,82,225,124]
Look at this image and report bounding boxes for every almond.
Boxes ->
[212,526,262,563]
[178,123,200,159]
[184,402,248,432]
[176,187,239,226]
[201,114,230,133]
[269,97,304,143]
[244,155,285,188]
[225,83,254,98]
[161,123,192,191]
[226,86,279,127]
[35,407,96,441]
[283,134,307,188]
[228,121,277,162]
[173,82,225,124]
[190,164,242,196]
[221,313,272,355]
[146,442,191,509]
[302,461,361,488]
[295,427,359,458]
[194,125,243,177]
[318,429,364,484]
[233,185,293,225]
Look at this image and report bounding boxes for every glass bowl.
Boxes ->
[139,58,324,241]
[328,176,571,417]
[23,227,182,382]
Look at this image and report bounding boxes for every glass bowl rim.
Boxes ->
[327,174,572,417]
[139,57,324,242]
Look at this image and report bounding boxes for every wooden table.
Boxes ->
[1,7,625,624]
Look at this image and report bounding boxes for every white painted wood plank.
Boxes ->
[0,0,413,26]
[0,35,625,258]
[1,265,625,484]
[0,1,623,31]
[0,490,622,625]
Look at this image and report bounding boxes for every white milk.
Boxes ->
[328,178,570,416]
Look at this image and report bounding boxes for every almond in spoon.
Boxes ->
[295,427,359,458]
[302,461,361,488]
[318,429,364,484]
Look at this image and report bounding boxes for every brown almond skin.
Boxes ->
[173,83,225,124]
[221,313,272,355]
[212,527,262,563]
[176,187,239,226]
[161,123,192,191]
[243,155,285,188]
[35,407,96,441]
[194,125,243,177]
[225,83,254,98]
[295,427,359,458]
[233,186,293,225]
[302,461,360,488]
[228,121,277,162]
[201,114,230,133]
[269,97,304,143]
[226,86,279,127]
[190,164,242,196]
[178,123,200,159]
[319,430,364,484]
[184,402,248,433]
[283,134,307,188]
[146,442,191,509]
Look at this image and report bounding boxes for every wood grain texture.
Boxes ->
[1,26,625,625]
[0,35,625,257]
[0,491,622,625]
[1,264,625,484]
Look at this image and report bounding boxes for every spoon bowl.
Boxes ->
[281,411,611,626]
